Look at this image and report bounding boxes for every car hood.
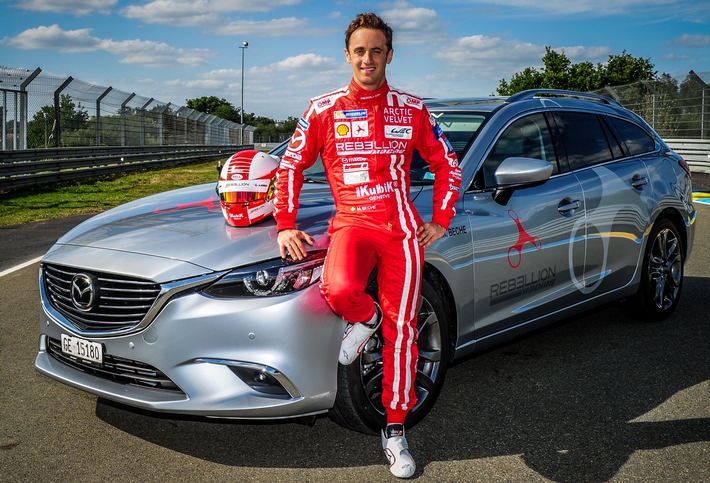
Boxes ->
[43,182,423,282]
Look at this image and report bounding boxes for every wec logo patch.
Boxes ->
[385,125,413,139]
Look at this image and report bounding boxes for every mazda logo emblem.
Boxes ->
[71,274,97,312]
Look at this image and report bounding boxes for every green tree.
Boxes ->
[601,51,655,87]
[677,72,709,138]
[497,47,656,95]
[186,96,299,143]
[27,105,54,148]
[186,96,242,123]
[27,95,90,148]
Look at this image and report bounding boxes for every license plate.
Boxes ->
[61,334,103,365]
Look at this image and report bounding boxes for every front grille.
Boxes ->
[47,337,183,393]
[43,264,162,333]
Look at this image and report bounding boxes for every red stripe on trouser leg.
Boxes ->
[379,233,422,419]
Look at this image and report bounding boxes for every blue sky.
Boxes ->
[1,0,709,120]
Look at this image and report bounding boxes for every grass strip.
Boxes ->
[0,159,223,227]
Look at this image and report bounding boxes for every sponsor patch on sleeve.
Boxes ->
[298,117,309,131]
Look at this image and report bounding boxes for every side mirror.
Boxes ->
[493,157,553,205]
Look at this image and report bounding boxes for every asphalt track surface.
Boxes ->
[0,203,709,482]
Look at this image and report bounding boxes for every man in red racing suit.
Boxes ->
[273,12,461,479]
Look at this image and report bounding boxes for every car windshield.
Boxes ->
[270,112,487,185]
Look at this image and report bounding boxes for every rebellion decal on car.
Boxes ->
[490,266,557,305]
[153,195,220,214]
[507,209,542,269]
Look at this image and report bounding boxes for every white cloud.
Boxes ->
[473,0,680,16]
[212,17,310,37]
[439,35,541,75]
[102,39,213,67]
[251,53,342,74]
[165,78,225,90]
[4,24,102,52]
[120,0,302,27]
[437,34,611,79]
[552,46,613,62]
[380,2,445,45]
[3,25,212,68]
[673,34,710,47]
[13,0,116,16]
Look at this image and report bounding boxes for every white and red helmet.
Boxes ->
[218,150,279,227]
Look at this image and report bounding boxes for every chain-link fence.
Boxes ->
[591,70,709,139]
[2,66,708,152]
[1,66,255,151]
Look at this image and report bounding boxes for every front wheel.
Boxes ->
[328,277,450,435]
[621,218,684,321]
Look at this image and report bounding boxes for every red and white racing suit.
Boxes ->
[274,79,461,424]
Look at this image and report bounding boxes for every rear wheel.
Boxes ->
[328,277,450,435]
[621,218,684,321]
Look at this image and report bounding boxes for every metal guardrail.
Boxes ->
[0,144,250,193]
[2,139,707,194]
[666,139,710,173]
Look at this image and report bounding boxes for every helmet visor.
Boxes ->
[219,190,268,204]
[218,178,275,204]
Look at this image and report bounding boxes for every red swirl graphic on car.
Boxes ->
[154,195,221,214]
[507,209,541,268]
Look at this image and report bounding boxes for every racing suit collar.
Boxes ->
[349,78,390,103]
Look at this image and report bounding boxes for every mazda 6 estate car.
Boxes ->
[35,89,696,435]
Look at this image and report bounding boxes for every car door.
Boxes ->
[465,113,588,341]
[552,111,653,295]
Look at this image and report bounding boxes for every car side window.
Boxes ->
[607,116,656,156]
[555,112,615,170]
[480,113,557,189]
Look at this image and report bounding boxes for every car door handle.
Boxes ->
[558,198,581,216]
[631,175,649,190]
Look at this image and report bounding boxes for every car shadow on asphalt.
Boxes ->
[95,275,710,481]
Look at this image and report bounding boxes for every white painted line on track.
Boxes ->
[0,256,42,278]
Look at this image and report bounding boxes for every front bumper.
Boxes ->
[36,280,344,419]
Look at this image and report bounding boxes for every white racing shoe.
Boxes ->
[381,424,416,478]
[338,305,381,365]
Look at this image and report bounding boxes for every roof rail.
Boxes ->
[505,89,621,107]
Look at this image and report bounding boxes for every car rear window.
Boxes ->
[554,112,615,170]
[606,116,657,156]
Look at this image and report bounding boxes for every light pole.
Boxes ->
[239,40,248,144]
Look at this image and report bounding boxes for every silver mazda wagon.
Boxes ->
[35,89,696,434]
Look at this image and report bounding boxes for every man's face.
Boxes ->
[345,28,393,91]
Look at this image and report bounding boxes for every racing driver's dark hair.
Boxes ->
[345,12,394,53]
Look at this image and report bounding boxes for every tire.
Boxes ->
[328,277,450,435]
[620,218,684,321]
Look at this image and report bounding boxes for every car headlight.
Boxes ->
[202,250,326,298]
